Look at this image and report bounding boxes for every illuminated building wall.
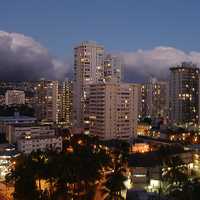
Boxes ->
[138,78,169,120]
[35,80,59,123]
[58,80,73,127]
[104,54,122,83]
[73,41,105,128]
[169,62,200,125]
[89,83,138,140]
[5,90,25,105]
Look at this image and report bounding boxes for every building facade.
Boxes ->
[138,78,169,120]
[58,80,73,127]
[73,41,105,128]
[5,90,25,105]
[5,124,55,144]
[104,54,122,83]
[35,80,59,123]
[17,133,62,154]
[169,62,200,125]
[89,83,139,140]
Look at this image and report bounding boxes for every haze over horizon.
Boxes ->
[1,0,200,81]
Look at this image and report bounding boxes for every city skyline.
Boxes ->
[1,2,200,200]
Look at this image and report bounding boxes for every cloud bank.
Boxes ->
[0,31,69,81]
[121,47,200,82]
[1,31,200,82]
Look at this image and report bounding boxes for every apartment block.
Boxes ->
[34,80,59,123]
[138,78,169,120]
[169,62,200,125]
[89,83,139,140]
[73,41,105,129]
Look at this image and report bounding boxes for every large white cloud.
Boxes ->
[1,31,200,82]
[0,31,69,80]
[120,47,200,82]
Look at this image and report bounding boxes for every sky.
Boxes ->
[0,0,200,81]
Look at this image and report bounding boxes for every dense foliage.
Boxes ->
[6,135,129,200]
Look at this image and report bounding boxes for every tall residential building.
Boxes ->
[5,90,25,105]
[89,83,139,140]
[74,41,104,128]
[35,80,58,123]
[138,78,169,120]
[138,84,148,118]
[169,62,200,125]
[58,80,73,127]
[104,54,122,83]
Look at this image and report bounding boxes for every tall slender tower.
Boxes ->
[58,79,73,127]
[73,41,104,128]
[169,62,200,125]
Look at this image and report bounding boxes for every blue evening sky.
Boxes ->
[0,0,200,58]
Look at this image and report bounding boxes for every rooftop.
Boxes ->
[0,112,36,123]
[0,150,20,159]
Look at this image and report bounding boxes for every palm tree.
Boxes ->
[6,155,41,200]
[167,178,200,200]
[162,156,188,193]
[45,150,60,198]
[31,150,48,191]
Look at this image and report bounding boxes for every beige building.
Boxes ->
[89,83,139,140]
[5,90,25,105]
[35,80,58,123]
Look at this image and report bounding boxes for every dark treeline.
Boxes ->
[6,135,129,200]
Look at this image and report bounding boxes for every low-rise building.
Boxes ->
[0,112,36,139]
[5,124,55,144]
[5,90,25,105]
[17,133,62,154]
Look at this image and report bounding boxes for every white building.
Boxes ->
[5,124,55,144]
[89,83,139,140]
[73,41,105,129]
[138,78,169,120]
[17,133,62,154]
[5,90,25,105]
